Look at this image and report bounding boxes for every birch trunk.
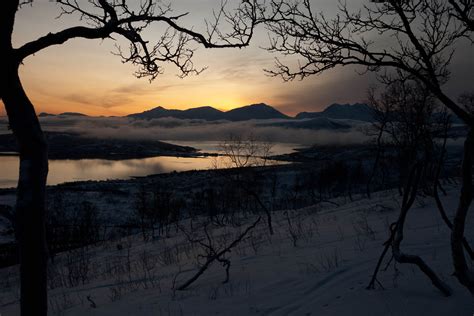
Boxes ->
[1,3,49,311]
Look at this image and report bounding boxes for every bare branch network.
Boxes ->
[16,0,268,80]
[263,0,474,124]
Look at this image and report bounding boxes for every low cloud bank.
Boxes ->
[0,116,370,147]
[43,116,370,146]
[1,115,464,151]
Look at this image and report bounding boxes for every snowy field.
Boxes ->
[0,184,473,315]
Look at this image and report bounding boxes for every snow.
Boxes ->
[0,185,473,315]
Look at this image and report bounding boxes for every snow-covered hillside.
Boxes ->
[0,185,473,315]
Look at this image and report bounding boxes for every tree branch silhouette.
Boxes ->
[264,0,473,125]
[1,1,265,315]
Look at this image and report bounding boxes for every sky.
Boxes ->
[2,0,473,117]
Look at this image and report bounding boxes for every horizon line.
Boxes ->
[23,101,366,118]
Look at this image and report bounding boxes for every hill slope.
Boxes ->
[1,184,471,315]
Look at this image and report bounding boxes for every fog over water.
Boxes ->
[0,115,369,145]
[0,115,371,188]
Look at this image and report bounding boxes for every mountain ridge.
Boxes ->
[127,103,290,121]
[36,102,375,122]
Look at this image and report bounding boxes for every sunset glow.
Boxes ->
[3,0,473,117]
[1,1,473,315]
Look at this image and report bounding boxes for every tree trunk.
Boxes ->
[392,163,452,297]
[1,1,48,315]
[451,129,474,294]
[434,178,474,260]
[1,55,49,316]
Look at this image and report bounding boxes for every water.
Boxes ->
[0,141,299,188]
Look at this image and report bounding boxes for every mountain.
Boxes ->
[224,103,290,121]
[296,103,374,122]
[40,103,374,122]
[180,106,225,120]
[128,103,289,121]
[59,112,89,117]
[128,106,224,120]
[38,112,56,117]
[128,106,179,119]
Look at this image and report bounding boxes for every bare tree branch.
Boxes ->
[177,216,261,290]
[16,0,266,80]
[264,0,473,125]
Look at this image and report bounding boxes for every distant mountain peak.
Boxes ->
[193,105,216,109]
[38,112,56,117]
[245,103,279,109]
[59,112,88,117]
[224,103,289,121]
[128,103,289,121]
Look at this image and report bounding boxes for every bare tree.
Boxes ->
[0,1,264,314]
[391,163,452,296]
[265,0,473,124]
[365,87,390,198]
[448,0,474,31]
[367,163,452,296]
[452,129,474,293]
[218,133,276,234]
[218,133,273,169]
[133,185,153,242]
[177,216,261,290]
[328,80,454,293]
[264,0,474,294]
[367,77,449,194]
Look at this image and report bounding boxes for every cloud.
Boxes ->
[111,83,173,95]
[62,83,164,110]
[37,116,370,147]
[13,0,474,119]
[64,93,97,106]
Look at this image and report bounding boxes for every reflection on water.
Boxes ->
[0,141,298,188]
[0,156,214,188]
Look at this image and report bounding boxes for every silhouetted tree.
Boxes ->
[0,1,264,314]
[266,0,473,125]
[218,134,275,234]
[265,0,474,294]
[459,92,474,115]
[177,216,261,291]
[367,77,450,194]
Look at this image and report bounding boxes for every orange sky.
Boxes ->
[0,1,371,117]
[2,0,472,117]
